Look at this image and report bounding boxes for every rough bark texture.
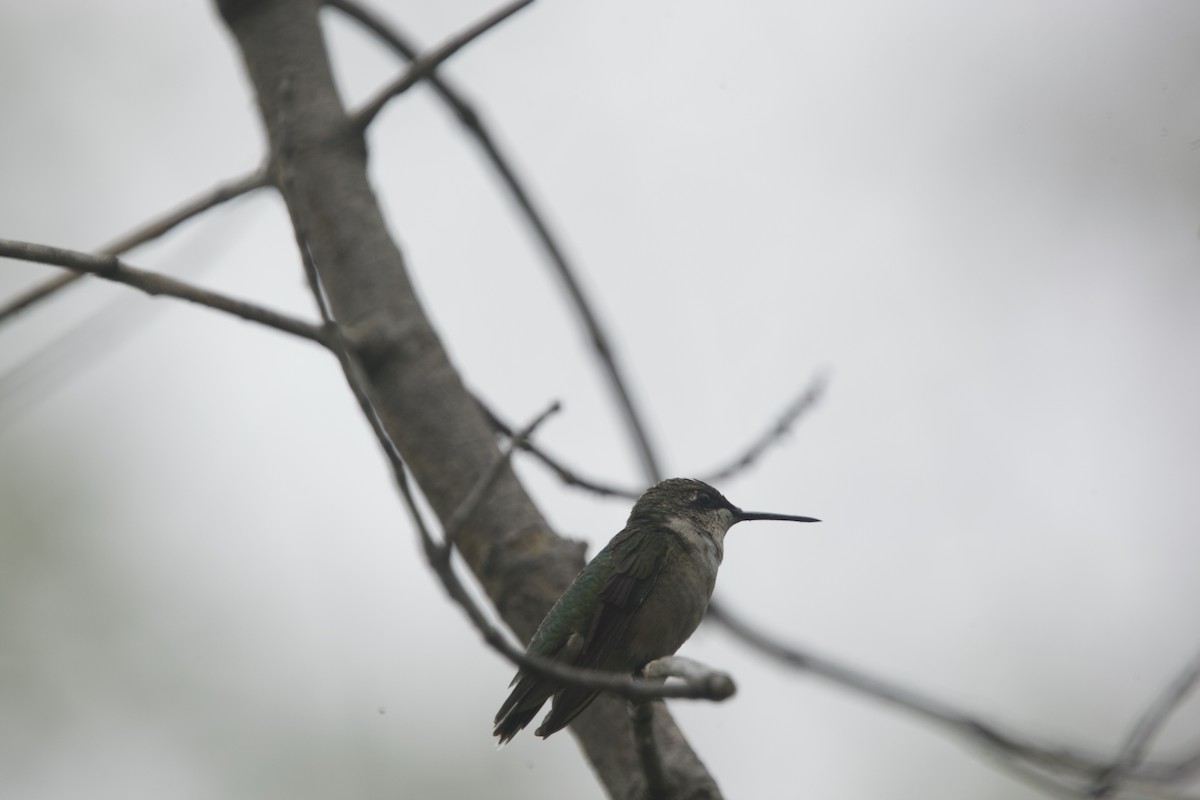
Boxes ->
[213,1,722,797]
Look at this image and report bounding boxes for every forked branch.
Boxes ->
[0,168,268,326]
[0,239,324,344]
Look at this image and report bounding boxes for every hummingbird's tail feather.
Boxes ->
[494,703,542,745]
[533,686,600,739]
[493,672,556,744]
[495,631,589,742]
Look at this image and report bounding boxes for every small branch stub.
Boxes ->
[643,656,737,702]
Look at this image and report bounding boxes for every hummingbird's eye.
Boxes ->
[693,491,715,508]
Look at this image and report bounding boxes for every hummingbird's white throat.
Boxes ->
[665,507,736,574]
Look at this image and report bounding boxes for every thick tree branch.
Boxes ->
[630,655,738,798]
[214,1,721,796]
[630,700,671,800]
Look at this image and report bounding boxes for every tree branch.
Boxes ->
[0,239,325,344]
[215,1,722,796]
[0,168,268,326]
[700,372,827,483]
[439,401,561,551]
[483,373,827,499]
[1090,646,1200,797]
[350,0,534,131]
[644,655,736,697]
[711,600,1200,797]
[481,398,642,499]
[629,699,671,800]
[329,0,663,484]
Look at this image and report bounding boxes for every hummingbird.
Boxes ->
[493,477,818,743]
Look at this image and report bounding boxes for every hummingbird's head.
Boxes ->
[629,478,819,545]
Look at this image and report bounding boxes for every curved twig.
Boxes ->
[1090,646,1200,797]
[351,0,535,131]
[330,0,663,483]
[710,600,1200,796]
[700,372,828,483]
[480,398,642,499]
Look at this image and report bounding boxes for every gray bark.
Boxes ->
[213,1,722,797]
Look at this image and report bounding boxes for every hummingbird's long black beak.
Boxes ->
[733,508,820,524]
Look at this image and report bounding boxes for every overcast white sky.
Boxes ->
[2,1,1200,798]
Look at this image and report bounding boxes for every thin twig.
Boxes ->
[101,169,270,256]
[440,400,562,551]
[428,399,562,578]
[711,600,1078,765]
[0,288,161,426]
[711,601,1200,795]
[486,376,827,499]
[480,399,641,499]
[700,372,828,483]
[983,755,1090,800]
[0,239,325,344]
[330,0,663,483]
[1143,750,1200,784]
[1091,647,1200,797]
[0,272,81,325]
[0,168,268,326]
[351,0,535,131]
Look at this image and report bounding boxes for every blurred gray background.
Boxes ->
[2,1,1199,798]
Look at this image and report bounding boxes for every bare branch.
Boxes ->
[0,272,83,326]
[350,0,535,131]
[700,372,828,483]
[330,0,664,484]
[0,239,324,345]
[1091,647,1200,797]
[629,700,671,799]
[101,169,271,256]
[644,655,736,698]
[481,398,642,499]
[631,657,736,798]
[711,600,1200,797]
[0,168,268,326]
[1143,751,1200,785]
[487,375,826,498]
[440,400,562,551]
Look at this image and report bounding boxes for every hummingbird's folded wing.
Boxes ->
[533,531,670,737]
[589,561,667,665]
